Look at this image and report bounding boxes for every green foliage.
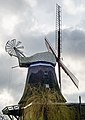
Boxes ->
[19,84,66,105]
[22,104,79,120]
[19,85,80,120]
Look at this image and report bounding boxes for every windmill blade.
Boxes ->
[45,37,79,89]
[45,37,57,57]
[17,46,24,49]
[6,41,13,46]
[5,47,11,52]
[16,41,22,47]
[8,49,13,54]
[45,37,52,53]
[5,44,11,48]
[11,39,16,47]
[59,60,79,89]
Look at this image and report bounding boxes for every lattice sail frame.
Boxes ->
[55,4,62,56]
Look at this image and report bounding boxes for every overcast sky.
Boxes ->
[0,0,85,112]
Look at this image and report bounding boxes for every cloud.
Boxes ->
[63,0,85,15]
[0,89,15,110]
[62,27,85,57]
[25,0,37,8]
[46,26,85,58]
[0,0,28,14]
[2,15,19,34]
[62,0,85,28]
[0,54,27,110]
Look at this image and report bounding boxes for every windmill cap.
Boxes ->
[19,52,56,67]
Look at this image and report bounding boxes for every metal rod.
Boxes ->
[79,96,81,120]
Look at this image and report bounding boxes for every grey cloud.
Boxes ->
[0,0,29,14]
[74,0,85,6]
[37,0,56,13]
[45,28,85,58]
[23,35,46,55]
[63,28,85,57]
[0,55,12,90]
[78,20,85,29]
[13,28,46,55]
[0,54,25,100]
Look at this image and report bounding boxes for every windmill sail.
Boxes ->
[55,4,62,90]
[45,38,79,89]
[59,61,79,88]
[45,37,57,57]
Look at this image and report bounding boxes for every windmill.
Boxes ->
[4,4,79,105]
[3,4,79,120]
[5,37,79,96]
[5,39,61,90]
[4,36,79,120]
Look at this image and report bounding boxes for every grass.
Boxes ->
[19,85,80,120]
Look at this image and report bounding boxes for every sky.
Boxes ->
[0,0,85,112]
